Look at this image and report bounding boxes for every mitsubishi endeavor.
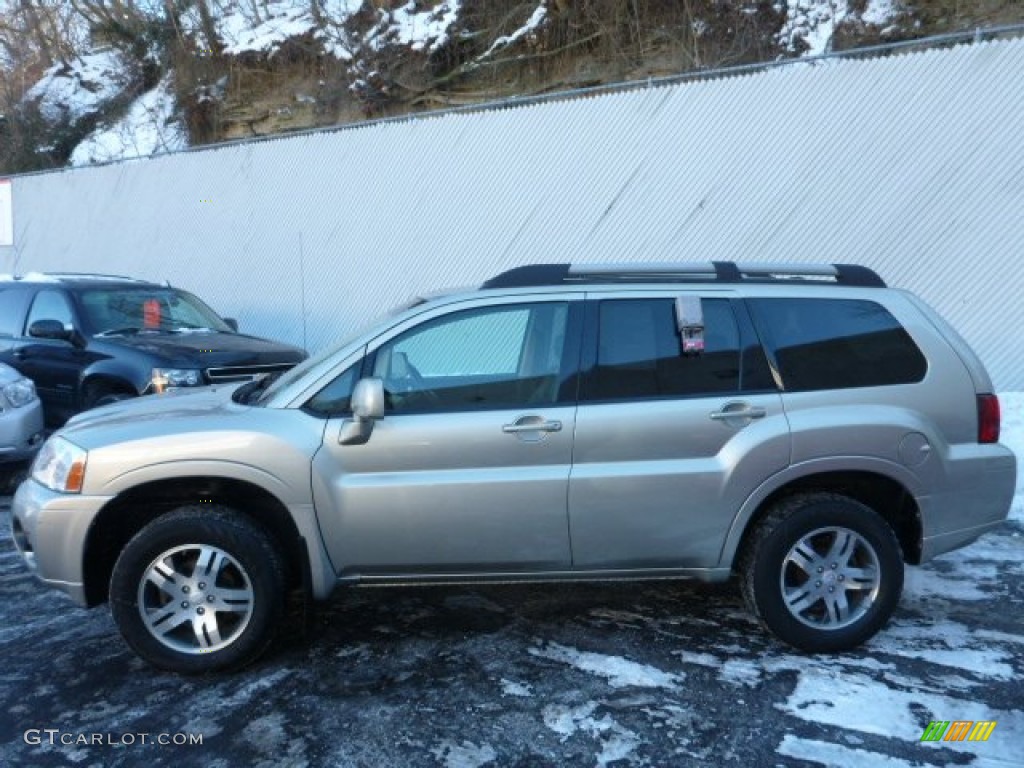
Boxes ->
[10,262,1016,673]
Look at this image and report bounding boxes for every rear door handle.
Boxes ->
[709,406,766,421]
[12,349,25,360]
[503,419,562,433]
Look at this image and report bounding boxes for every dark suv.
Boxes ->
[0,273,306,426]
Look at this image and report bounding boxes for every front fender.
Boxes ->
[93,459,336,600]
[80,359,151,398]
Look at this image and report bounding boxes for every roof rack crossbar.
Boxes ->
[482,262,885,289]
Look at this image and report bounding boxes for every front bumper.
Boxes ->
[10,479,113,606]
[0,399,45,463]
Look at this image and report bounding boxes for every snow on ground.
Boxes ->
[430,739,497,768]
[69,75,187,166]
[541,701,641,767]
[530,641,683,689]
[24,49,130,125]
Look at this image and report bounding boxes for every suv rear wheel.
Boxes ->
[110,506,285,674]
[739,492,903,652]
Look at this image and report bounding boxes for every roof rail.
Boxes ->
[481,262,886,289]
[0,271,150,283]
[39,272,150,282]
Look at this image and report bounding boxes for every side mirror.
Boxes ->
[29,319,74,342]
[223,318,239,332]
[352,377,385,420]
[340,377,385,445]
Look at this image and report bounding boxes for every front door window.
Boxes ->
[372,302,570,413]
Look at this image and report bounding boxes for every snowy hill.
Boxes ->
[3,0,1024,172]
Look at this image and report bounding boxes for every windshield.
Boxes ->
[79,287,232,335]
[253,301,417,405]
[254,339,346,404]
[252,295,447,406]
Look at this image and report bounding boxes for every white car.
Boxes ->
[0,363,44,472]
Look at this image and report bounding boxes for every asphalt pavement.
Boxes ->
[1,496,1022,768]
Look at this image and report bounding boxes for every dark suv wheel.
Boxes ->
[84,381,135,410]
[110,506,286,674]
[739,492,904,652]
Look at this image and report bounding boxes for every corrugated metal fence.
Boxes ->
[3,34,1024,388]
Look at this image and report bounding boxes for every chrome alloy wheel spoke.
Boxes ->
[138,544,255,655]
[780,526,882,630]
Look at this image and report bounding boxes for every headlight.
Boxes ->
[31,436,88,494]
[2,377,36,408]
[152,368,203,393]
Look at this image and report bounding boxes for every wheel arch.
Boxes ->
[723,464,923,571]
[82,476,312,608]
[80,371,142,407]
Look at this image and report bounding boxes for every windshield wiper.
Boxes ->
[96,326,143,337]
[169,325,216,333]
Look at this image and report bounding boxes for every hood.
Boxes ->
[61,385,247,449]
[56,383,329,497]
[98,330,306,367]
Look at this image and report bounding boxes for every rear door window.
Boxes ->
[581,298,771,401]
[25,289,74,332]
[747,298,927,391]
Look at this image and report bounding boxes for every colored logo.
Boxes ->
[920,721,997,742]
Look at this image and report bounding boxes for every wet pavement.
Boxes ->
[1,496,1022,768]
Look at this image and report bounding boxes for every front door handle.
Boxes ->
[503,419,562,434]
[12,348,25,360]
[709,405,767,421]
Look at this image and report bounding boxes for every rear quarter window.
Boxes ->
[748,298,927,391]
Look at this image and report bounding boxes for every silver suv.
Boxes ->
[10,263,1017,673]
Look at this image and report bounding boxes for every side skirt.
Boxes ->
[336,566,732,589]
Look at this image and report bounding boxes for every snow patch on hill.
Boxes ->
[69,76,187,167]
[25,49,130,125]
[218,1,317,57]
[778,0,897,56]
[370,1,462,54]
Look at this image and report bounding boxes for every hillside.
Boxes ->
[1,0,1022,175]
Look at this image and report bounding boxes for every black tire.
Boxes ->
[84,382,135,409]
[110,506,286,674]
[738,492,903,653]
[0,461,29,494]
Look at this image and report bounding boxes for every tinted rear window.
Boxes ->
[749,298,926,391]
[583,298,762,401]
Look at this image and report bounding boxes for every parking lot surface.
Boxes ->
[1,494,1022,768]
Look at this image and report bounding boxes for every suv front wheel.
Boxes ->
[739,493,904,652]
[110,506,286,674]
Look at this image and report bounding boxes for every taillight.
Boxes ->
[977,394,1000,444]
